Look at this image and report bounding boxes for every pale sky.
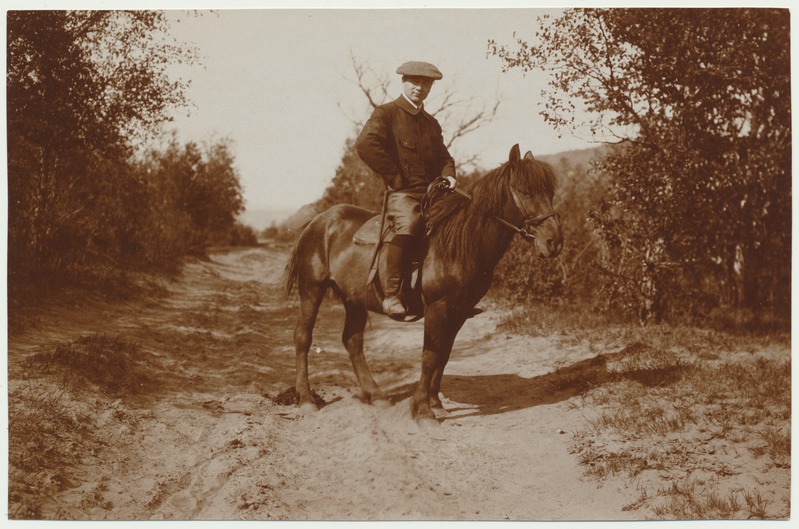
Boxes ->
[10,1,774,218]
[158,7,598,214]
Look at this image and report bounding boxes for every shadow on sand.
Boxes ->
[385,348,685,420]
[439,355,609,419]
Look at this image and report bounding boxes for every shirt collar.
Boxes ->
[401,92,421,111]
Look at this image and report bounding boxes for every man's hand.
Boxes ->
[434,176,457,190]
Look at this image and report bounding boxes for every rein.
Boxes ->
[448,185,558,242]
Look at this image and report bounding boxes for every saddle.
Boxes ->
[353,214,424,322]
[352,215,390,247]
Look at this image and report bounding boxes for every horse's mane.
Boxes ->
[424,157,557,269]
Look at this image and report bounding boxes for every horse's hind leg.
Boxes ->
[294,281,325,410]
[343,302,387,405]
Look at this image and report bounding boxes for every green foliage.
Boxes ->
[7,11,250,292]
[490,8,790,324]
[7,11,196,283]
[134,136,246,257]
[494,154,606,305]
[222,222,260,247]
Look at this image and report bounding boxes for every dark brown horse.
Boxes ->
[283,144,563,422]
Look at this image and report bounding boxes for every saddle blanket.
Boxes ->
[353,215,393,246]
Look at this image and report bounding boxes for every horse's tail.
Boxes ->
[283,240,299,301]
[283,217,316,300]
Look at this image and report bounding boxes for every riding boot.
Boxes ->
[382,239,407,316]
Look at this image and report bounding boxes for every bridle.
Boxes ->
[446,183,559,243]
[508,186,560,242]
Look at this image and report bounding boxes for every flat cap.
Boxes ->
[396,61,443,80]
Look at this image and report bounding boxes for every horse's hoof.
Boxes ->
[298,401,319,414]
[372,397,392,409]
[411,401,439,425]
[416,415,441,429]
[360,390,389,406]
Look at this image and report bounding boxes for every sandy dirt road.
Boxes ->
[8,244,780,520]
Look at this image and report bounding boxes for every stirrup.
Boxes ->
[382,296,406,317]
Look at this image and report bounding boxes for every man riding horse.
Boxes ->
[355,61,457,318]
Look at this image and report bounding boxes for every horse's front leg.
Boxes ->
[412,345,439,422]
[429,313,466,410]
[411,302,459,422]
[429,361,453,410]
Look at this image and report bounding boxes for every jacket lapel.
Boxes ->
[395,95,421,116]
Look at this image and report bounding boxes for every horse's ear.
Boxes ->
[509,144,521,164]
[524,151,535,161]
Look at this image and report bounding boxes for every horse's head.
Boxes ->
[505,144,563,258]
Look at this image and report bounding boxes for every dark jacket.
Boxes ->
[355,95,456,192]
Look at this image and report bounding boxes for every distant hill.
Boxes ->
[280,202,320,231]
[538,145,607,170]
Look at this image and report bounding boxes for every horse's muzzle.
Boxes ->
[534,226,563,258]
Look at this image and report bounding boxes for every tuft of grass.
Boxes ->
[28,333,153,396]
[695,358,791,410]
[650,480,774,520]
[757,425,791,468]
[608,343,689,387]
[495,303,609,337]
[587,396,696,438]
[8,382,86,519]
[651,480,744,519]
[9,333,155,518]
[623,485,650,512]
[579,348,695,441]
[704,306,789,336]
[8,384,82,473]
[578,446,652,480]
[742,489,770,518]
[569,333,790,519]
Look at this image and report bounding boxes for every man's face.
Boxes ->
[402,76,434,106]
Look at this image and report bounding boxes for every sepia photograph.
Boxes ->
[4,1,792,523]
